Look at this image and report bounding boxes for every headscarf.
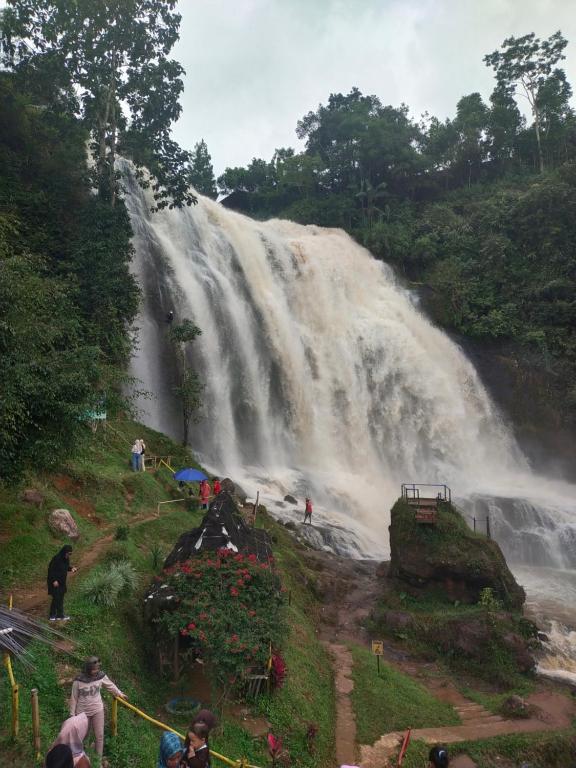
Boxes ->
[46,744,74,768]
[75,656,105,683]
[50,713,89,757]
[157,731,183,768]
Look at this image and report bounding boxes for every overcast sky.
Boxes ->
[172,0,576,175]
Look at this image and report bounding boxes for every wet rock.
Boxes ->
[284,494,298,505]
[274,501,286,508]
[284,521,297,531]
[48,509,80,540]
[221,478,247,502]
[537,631,549,642]
[452,619,491,656]
[21,489,45,506]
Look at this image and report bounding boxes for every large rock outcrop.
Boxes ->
[388,498,525,610]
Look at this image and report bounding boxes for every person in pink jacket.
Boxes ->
[69,657,126,761]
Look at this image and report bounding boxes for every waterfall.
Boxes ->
[124,169,576,570]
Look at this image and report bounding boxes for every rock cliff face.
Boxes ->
[388,498,525,610]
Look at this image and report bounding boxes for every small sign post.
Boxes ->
[371,639,384,677]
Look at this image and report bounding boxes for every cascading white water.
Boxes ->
[124,168,576,674]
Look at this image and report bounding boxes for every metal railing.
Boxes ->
[401,483,452,502]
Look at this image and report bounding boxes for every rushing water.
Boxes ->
[124,169,576,680]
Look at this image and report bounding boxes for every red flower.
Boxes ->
[180,629,189,636]
[248,610,256,617]
[237,579,244,586]
[248,554,257,563]
[199,631,206,641]
[188,622,196,630]
[234,554,244,562]
[230,634,239,642]
[230,587,239,597]
[199,612,208,620]
[267,734,282,758]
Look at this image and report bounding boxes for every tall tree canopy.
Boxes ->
[1,0,196,209]
[484,31,568,172]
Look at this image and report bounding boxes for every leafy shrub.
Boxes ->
[149,543,163,572]
[115,524,130,541]
[479,587,503,612]
[158,549,286,692]
[80,561,138,606]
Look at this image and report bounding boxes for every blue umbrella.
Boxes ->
[173,468,208,482]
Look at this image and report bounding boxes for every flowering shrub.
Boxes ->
[157,549,286,691]
[270,652,287,690]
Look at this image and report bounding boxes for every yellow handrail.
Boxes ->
[159,458,176,473]
[4,595,19,738]
[113,697,262,768]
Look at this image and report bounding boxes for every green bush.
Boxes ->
[80,561,138,606]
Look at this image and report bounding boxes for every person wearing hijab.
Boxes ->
[49,713,90,767]
[69,656,126,761]
[47,545,77,621]
[157,731,183,768]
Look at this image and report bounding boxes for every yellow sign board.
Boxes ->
[371,640,384,656]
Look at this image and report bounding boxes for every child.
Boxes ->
[181,722,210,768]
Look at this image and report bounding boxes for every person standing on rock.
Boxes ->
[303,497,313,525]
[69,656,127,763]
[47,545,77,621]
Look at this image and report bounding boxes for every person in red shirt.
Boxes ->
[199,480,211,510]
[303,497,313,525]
[212,478,221,496]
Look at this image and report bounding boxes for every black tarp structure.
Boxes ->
[144,492,273,648]
[164,491,272,568]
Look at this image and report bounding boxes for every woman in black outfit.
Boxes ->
[47,545,76,621]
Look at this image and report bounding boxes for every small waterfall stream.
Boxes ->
[124,168,576,681]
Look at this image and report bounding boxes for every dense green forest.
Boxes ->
[214,32,576,438]
[0,1,201,480]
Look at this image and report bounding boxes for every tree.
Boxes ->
[486,85,524,165]
[168,320,203,445]
[189,139,217,199]
[484,31,568,172]
[1,0,196,209]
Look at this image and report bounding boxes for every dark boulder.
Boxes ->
[284,494,298,505]
[388,498,525,609]
[21,489,44,506]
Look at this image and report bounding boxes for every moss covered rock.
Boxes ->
[389,498,525,609]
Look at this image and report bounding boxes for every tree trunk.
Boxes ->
[109,50,117,207]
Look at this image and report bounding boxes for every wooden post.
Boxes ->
[253,491,259,527]
[377,656,380,677]
[111,697,118,737]
[31,688,41,759]
[473,517,476,532]
[486,515,491,539]
[12,681,19,738]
